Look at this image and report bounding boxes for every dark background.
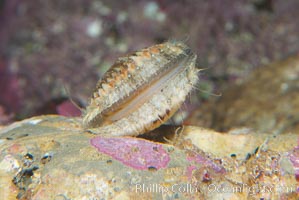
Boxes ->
[0,0,298,124]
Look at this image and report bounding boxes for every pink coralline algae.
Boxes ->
[187,153,225,173]
[186,152,225,181]
[289,138,299,181]
[90,136,170,170]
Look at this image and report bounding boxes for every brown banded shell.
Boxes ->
[83,41,199,136]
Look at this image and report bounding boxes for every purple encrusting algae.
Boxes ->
[90,136,170,170]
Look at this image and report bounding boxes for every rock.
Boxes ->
[0,115,298,199]
[188,54,299,134]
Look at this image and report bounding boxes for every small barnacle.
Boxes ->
[40,153,52,164]
[148,166,158,171]
[83,41,200,136]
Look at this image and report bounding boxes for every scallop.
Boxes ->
[83,41,199,136]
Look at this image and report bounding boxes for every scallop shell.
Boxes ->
[83,41,199,136]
